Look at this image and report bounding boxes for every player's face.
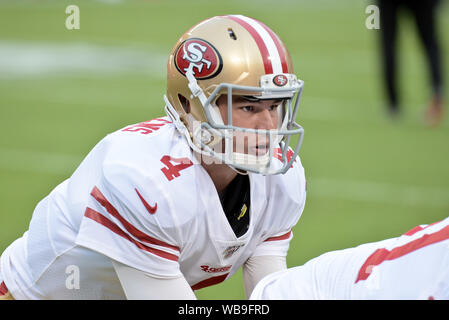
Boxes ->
[216,95,282,156]
[217,95,281,130]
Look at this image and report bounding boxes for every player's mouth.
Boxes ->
[251,144,270,156]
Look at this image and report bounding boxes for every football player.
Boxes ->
[250,217,449,300]
[0,15,307,300]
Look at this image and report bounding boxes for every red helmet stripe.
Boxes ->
[224,15,273,74]
[258,21,289,73]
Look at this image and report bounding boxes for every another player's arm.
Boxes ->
[112,261,196,300]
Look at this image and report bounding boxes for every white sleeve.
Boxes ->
[112,261,196,300]
[75,162,187,278]
[252,230,294,257]
[242,255,286,299]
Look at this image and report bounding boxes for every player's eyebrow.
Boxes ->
[234,96,284,104]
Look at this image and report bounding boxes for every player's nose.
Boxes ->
[255,109,276,130]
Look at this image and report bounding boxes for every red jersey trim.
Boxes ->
[84,207,179,262]
[355,224,449,283]
[403,220,442,236]
[90,186,179,251]
[0,282,9,296]
[191,273,229,291]
[264,230,292,242]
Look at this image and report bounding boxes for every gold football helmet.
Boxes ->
[164,15,304,175]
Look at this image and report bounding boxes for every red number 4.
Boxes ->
[160,155,193,181]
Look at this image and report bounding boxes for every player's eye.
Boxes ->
[241,106,255,112]
[269,105,280,111]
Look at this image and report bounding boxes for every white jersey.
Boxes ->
[250,217,449,300]
[0,117,306,299]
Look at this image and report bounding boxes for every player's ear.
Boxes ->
[178,94,190,114]
[216,94,227,108]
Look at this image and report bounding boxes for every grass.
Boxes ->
[0,0,448,300]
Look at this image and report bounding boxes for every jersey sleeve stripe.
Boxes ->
[404,220,442,236]
[90,186,180,252]
[264,230,292,242]
[355,224,449,283]
[84,207,179,262]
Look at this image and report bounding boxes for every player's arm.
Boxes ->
[242,255,287,299]
[243,229,294,299]
[75,158,195,299]
[112,261,196,300]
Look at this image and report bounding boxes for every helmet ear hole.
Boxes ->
[227,28,237,40]
[178,94,190,114]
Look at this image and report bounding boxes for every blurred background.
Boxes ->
[0,0,448,299]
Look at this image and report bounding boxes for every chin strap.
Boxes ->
[164,95,188,136]
[186,71,208,106]
[229,165,248,176]
[186,70,225,127]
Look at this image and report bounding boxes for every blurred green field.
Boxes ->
[0,0,448,300]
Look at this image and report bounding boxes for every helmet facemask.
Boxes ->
[165,71,304,175]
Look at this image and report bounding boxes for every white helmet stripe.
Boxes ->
[233,15,283,74]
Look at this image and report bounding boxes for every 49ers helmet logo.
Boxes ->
[273,74,288,87]
[174,38,223,79]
